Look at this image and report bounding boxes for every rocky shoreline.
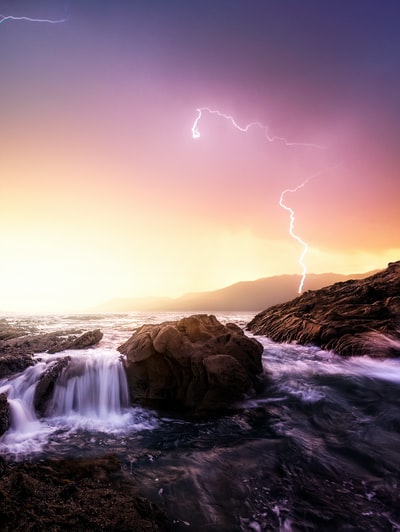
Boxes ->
[1,263,399,529]
[0,454,169,531]
[248,261,400,356]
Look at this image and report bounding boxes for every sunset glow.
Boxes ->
[1,1,399,313]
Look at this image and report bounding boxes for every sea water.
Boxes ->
[1,311,400,530]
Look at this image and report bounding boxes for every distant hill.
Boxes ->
[91,270,378,313]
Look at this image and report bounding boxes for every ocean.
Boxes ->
[1,311,400,531]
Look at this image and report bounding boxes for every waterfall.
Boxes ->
[0,350,132,456]
[49,352,130,420]
[0,363,46,434]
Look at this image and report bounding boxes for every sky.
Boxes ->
[1,0,399,313]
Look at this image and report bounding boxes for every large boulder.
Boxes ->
[118,314,264,413]
[248,261,400,357]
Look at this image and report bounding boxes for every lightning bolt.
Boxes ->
[192,107,324,150]
[191,107,336,293]
[0,14,66,25]
[279,177,314,294]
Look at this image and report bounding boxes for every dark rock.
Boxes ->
[0,329,103,358]
[0,353,35,378]
[118,314,264,413]
[48,329,103,353]
[0,454,170,531]
[33,357,71,417]
[248,261,400,357]
[0,393,10,436]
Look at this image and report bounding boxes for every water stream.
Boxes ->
[0,313,399,530]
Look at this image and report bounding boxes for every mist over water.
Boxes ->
[1,312,400,530]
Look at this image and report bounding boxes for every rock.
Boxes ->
[0,393,10,436]
[0,454,169,531]
[33,357,71,417]
[48,329,103,353]
[0,319,35,341]
[248,261,400,357]
[0,329,103,358]
[0,353,35,378]
[118,314,264,413]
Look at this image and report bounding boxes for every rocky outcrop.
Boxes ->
[248,261,400,357]
[48,329,103,354]
[33,357,71,417]
[0,353,35,378]
[0,329,103,357]
[0,329,102,380]
[0,393,10,436]
[118,314,264,413]
[0,454,169,531]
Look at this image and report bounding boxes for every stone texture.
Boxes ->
[248,261,400,357]
[48,329,103,354]
[0,329,103,358]
[0,353,35,379]
[0,392,10,436]
[33,357,71,417]
[118,314,264,413]
[0,454,169,531]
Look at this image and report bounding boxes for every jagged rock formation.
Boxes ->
[118,314,264,413]
[248,261,400,357]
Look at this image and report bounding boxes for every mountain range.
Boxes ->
[92,270,378,312]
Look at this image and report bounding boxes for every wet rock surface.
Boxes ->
[248,261,400,356]
[0,329,103,357]
[0,454,170,531]
[0,393,10,436]
[118,314,264,413]
[48,329,103,354]
[33,357,72,417]
[0,353,35,379]
[0,329,103,380]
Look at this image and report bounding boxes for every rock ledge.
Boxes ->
[248,261,400,356]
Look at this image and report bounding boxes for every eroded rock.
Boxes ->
[248,261,400,357]
[0,329,103,358]
[118,314,264,413]
[33,357,71,417]
[48,329,103,354]
[0,353,35,379]
[0,393,10,436]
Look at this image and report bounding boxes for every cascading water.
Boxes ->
[1,363,46,434]
[0,346,157,457]
[49,351,130,421]
[1,313,400,530]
